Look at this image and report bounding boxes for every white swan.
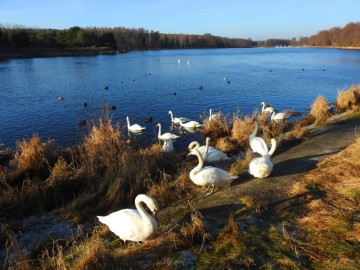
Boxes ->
[127,116,146,133]
[179,119,203,129]
[156,123,180,141]
[261,102,274,114]
[248,138,277,178]
[248,156,273,178]
[188,137,230,163]
[249,121,269,157]
[161,139,174,152]
[270,109,290,122]
[97,194,159,243]
[188,148,238,195]
[168,111,191,124]
[209,109,220,121]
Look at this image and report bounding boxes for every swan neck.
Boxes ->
[135,195,152,220]
[169,111,174,121]
[250,121,258,139]
[126,117,130,127]
[268,138,277,156]
[191,149,204,175]
[189,141,200,150]
[157,124,162,137]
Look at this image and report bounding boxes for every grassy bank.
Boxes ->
[1,85,360,269]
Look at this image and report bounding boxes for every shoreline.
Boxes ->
[0,47,119,60]
[1,46,360,60]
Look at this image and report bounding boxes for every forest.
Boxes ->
[0,25,255,51]
[298,22,360,47]
[1,22,359,55]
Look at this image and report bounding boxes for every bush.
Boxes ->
[336,85,360,112]
[310,95,332,125]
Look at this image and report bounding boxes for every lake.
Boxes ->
[1,47,360,151]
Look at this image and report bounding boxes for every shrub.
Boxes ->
[14,134,53,175]
[336,84,360,112]
[310,95,332,125]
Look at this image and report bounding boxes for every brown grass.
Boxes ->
[288,137,360,269]
[231,113,255,148]
[14,133,54,175]
[201,112,230,141]
[310,95,332,125]
[229,149,252,176]
[336,84,360,113]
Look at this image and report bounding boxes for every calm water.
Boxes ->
[1,48,360,151]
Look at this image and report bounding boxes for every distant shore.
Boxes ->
[0,47,119,60]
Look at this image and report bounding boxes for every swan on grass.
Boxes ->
[127,116,146,133]
[249,138,276,178]
[168,111,191,124]
[156,123,180,141]
[188,137,230,163]
[249,121,269,157]
[188,148,238,195]
[261,102,274,114]
[161,139,174,152]
[97,194,159,243]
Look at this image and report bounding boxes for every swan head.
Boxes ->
[156,123,161,127]
[188,141,200,151]
[261,102,265,106]
[168,111,172,115]
[144,194,159,219]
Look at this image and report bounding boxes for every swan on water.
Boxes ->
[188,137,230,163]
[248,138,277,178]
[209,109,220,121]
[249,121,269,157]
[97,194,159,243]
[179,119,203,129]
[156,123,180,141]
[269,109,290,122]
[161,139,174,152]
[168,111,191,124]
[261,102,274,114]
[127,116,146,133]
[188,148,238,195]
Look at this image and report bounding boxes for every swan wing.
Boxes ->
[195,167,237,186]
[98,209,145,241]
[129,124,146,131]
[250,138,269,156]
[205,149,230,162]
[249,157,273,178]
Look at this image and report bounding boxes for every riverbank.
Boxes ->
[0,47,118,60]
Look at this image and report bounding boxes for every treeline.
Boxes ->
[0,25,255,51]
[257,38,297,47]
[298,22,360,47]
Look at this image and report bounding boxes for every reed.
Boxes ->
[336,84,360,112]
[310,95,332,125]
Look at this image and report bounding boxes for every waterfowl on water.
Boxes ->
[127,116,146,133]
[168,111,191,124]
[261,102,274,114]
[156,123,180,141]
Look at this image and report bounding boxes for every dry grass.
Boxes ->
[229,149,252,176]
[231,113,255,148]
[80,118,125,175]
[14,133,54,175]
[288,137,360,269]
[201,112,230,140]
[336,84,360,113]
[310,95,332,125]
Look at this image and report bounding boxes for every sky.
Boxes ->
[1,0,359,40]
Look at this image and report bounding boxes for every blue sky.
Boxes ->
[1,0,359,40]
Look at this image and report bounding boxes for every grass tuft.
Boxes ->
[310,95,332,125]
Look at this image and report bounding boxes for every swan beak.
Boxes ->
[152,210,158,219]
